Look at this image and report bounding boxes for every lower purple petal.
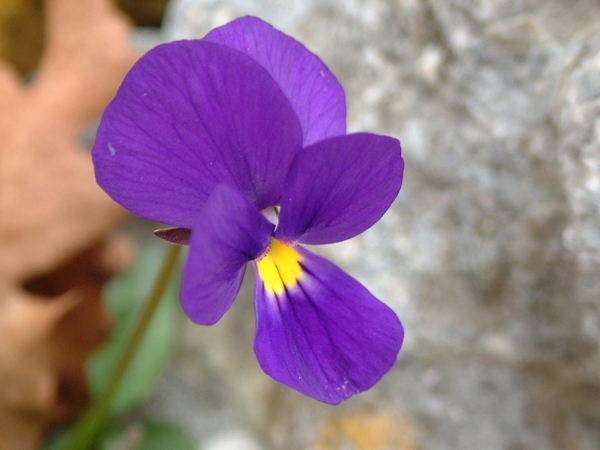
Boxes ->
[252,245,403,404]
[182,185,273,325]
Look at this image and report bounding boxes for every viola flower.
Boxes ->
[92,16,404,404]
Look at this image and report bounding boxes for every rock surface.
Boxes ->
[142,0,600,448]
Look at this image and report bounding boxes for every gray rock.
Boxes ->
[147,0,600,448]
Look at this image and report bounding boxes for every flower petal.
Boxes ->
[253,244,403,404]
[205,16,346,146]
[93,39,303,227]
[275,133,403,245]
[182,184,274,325]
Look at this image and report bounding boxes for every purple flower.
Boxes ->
[92,16,404,404]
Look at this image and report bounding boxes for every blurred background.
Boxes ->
[1,0,600,449]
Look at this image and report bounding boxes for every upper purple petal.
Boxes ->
[93,39,303,227]
[253,245,403,404]
[205,16,346,146]
[182,184,273,325]
[275,133,403,245]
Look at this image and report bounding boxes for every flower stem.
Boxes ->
[58,243,183,450]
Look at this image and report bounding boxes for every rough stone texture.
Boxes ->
[147,0,600,449]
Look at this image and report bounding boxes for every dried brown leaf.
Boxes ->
[0,0,138,448]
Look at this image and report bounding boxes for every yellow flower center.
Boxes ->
[256,238,303,295]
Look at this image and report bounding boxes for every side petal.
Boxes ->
[205,16,346,146]
[93,39,303,227]
[253,245,403,404]
[276,133,403,245]
[182,184,274,325]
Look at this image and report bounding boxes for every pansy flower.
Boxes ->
[92,16,404,405]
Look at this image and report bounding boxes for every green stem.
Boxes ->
[58,244,183,450]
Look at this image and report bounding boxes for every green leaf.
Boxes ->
[43,428,69,450]
[97,422,195,450]
[86,240,181,414]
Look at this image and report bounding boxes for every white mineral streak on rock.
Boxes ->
[203,430,263,450]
